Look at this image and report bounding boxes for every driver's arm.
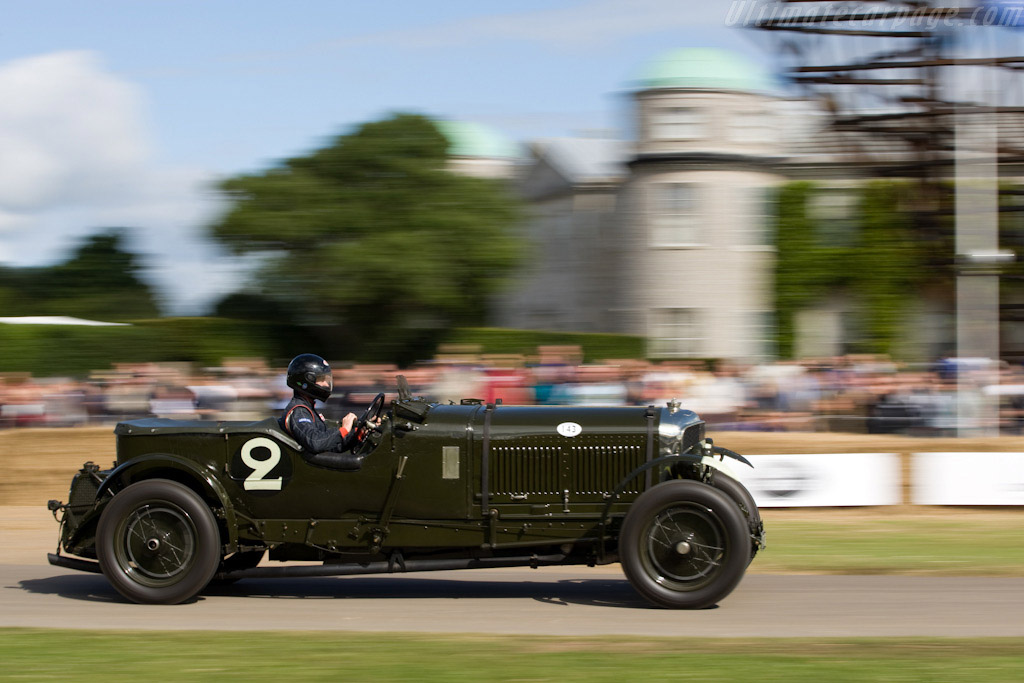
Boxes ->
[289,407,357,453]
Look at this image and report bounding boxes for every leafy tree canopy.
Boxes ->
[210,113,525,362]
[0,230,159,322]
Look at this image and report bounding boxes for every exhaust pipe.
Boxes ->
[218,553,571,580]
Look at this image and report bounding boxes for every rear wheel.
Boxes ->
[97,479,220,604]
[620,480,750,609]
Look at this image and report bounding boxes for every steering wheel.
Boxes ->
[353,392,386,437]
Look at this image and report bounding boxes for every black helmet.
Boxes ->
[286,353,333,401]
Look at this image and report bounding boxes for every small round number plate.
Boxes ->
[557,422,583,437]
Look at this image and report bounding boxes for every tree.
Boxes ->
[210,113,524,362]
[0,267,43,317]
[48,230,160,321]
[0,230,159,321]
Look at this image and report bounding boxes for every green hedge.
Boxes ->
[0,318,290,376]
[442,327,646,362]
[1,323,150,375]
[0,321,648,377]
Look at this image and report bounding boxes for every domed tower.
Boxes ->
[619,47,783,360]
[435,120,522,179]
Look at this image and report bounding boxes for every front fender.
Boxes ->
[96,453,238,547]
[596,453,705,546]
[602,454,704,511]
[595,448,753,561]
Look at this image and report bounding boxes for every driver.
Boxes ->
[280,354,378,460]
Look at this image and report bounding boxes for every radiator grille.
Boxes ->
[69,472,100,508]
[570,444,645,495]
[490,446,560,495]
[65,471,101,529]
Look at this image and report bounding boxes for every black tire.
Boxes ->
[620,480,750,609]
[96,479,221,604]
[707,470,764,563]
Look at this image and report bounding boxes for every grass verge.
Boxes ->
[1,630,1023,681]
[753,510,1024,575]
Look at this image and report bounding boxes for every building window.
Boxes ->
[651,107,702,141]
[651,183,701,246]
[739,310,775,360]
[808,190,857,247]
[734,186,771,247]
[731,110,772,145]
[649,308,703,358]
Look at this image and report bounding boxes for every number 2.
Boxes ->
[241,438,283,491]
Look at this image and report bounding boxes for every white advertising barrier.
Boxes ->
[912,452,1024,506]
[718,453,902,508]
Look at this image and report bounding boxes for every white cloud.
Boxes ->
[0,51,236,314]
[0,51,150,211]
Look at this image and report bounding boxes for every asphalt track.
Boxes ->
[4,564,1024,636]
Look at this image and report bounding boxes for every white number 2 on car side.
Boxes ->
[241,437,283,491]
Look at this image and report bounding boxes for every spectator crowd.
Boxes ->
[2,348,1023,436]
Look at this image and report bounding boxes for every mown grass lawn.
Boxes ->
[1,630,1023,682]
[752,510,1024,576]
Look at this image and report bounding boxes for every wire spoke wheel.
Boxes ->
[116,504,198,587]
[644,503,725,591]
[620,480,750,609]
[98,479,221,604]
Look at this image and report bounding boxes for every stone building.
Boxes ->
[469,47,1024,362]
[494,47,783,361]
[615,48,781,360]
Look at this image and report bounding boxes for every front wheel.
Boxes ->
[620,480,750,609]
[707,470,764,564]
[96,479,221,604]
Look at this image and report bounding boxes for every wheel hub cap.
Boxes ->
[645,503,725,589]
[118,504,197,585]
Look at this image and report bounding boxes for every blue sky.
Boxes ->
[0,0,761,312]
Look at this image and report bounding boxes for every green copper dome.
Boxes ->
[634,48,774,93]
[436,120,522,159]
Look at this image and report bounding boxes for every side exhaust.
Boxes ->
[217,553,571,581]
[47,553,102,574]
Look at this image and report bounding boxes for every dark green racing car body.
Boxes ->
[48,376,764,608]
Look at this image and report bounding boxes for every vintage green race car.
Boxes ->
[48,376,764,608]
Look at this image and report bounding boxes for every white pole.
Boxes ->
[954,29,1001,436]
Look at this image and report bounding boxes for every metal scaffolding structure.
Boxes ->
[745,1,1024,171]
[745,0,1024,433]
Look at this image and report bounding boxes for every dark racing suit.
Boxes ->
[279,395,366,470]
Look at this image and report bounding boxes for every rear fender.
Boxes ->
[96,453,239,549]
